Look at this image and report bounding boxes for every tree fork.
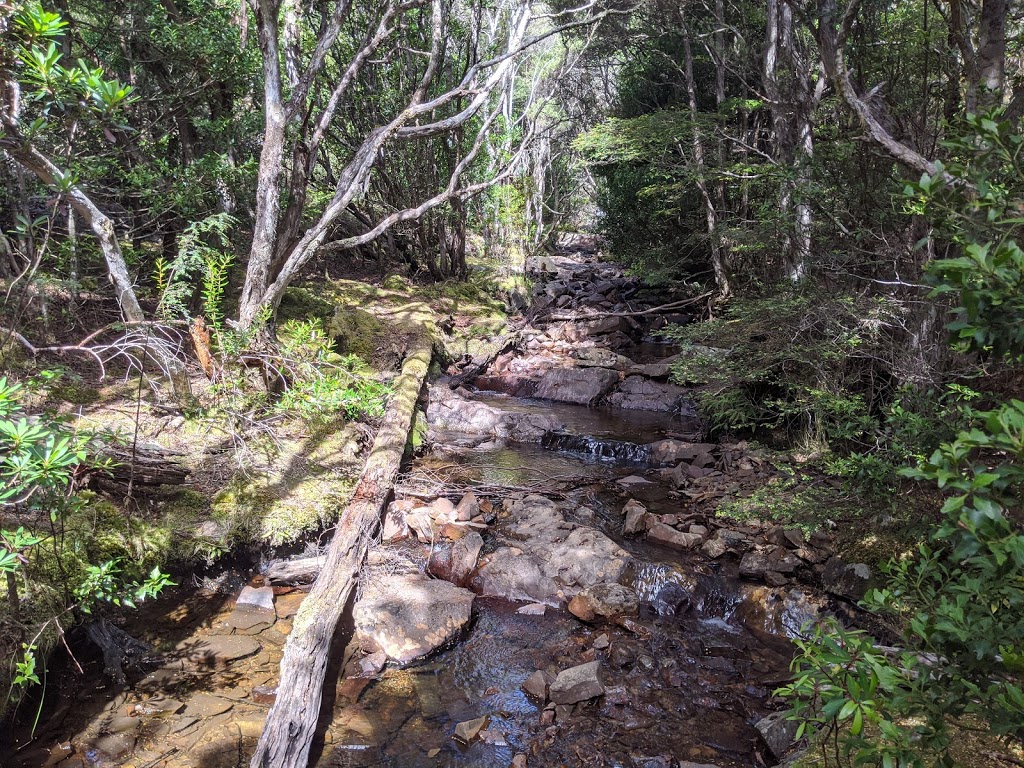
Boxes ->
[250,330,433,768]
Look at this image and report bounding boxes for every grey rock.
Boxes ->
[175,635,260,664]
[236,586,275,614]
[646,523,702,550]
[353,575,474,664]
[755,711,799,759]
[522,669,554,701]
[568,583,639,622]
[648,439,718,465]
[622,499,649,536]
[472,547,561,605]
[549,661,604,705]
[822,557,873,601]
[534,367,620,406]
[573,347,634,370]
[453,715,489,743]
[608,376,690,412]
[454,492,479,522]
[701,536,728,559]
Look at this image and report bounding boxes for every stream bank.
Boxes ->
[2,238,872,768]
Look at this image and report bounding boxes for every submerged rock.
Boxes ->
[353,575,474,664]
[549,660,604,705]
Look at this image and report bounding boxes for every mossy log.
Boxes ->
[249,332,433,768]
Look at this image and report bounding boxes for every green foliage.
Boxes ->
[155,213,238,325]
[665,288,888,447]
[906,112,1024,358]
[782,116,1024,766]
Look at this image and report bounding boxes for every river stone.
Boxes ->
[175,635,260,664]
[622,499,648,536]
[822,557,873,600]
[427,386,562,442]
[454,492,479,521]
[648,439,718,465]
[236,586,275,613]
[702,536,729,559]
[522,669,555,701]
[183,693,233,717]
[607,376,689,412]
[573,347,634,370]
[541,527,632,596]
[549,661,604,705]
[453,715,489,743]
[755,711,799,759]
[353,575,474,664]
[646,523,702,550]
[471,547,562,605]
[534,367,620,406]
[568,583,639,622]
[428,531,484,586]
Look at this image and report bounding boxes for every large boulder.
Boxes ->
[607,376,691,412]
[534,367,620,406]
[353,575,474,664]
[472,547,562,606]
[427,386,562,441]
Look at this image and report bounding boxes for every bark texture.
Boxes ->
[250,330,433,768]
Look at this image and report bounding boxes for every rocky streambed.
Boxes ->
[3,241,873,768]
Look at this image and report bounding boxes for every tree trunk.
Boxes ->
[4,142,144,321]
[250,330,433,768]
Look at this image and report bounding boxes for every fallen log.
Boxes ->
[250,331,433,768]
[264,555,327,585]
[447,331,519,389]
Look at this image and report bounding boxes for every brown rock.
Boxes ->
[454,492,479,522]
[453,715,489,744]
[522,670,554,701]
[647,523,702,550]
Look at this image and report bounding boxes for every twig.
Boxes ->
[547,292,714,321]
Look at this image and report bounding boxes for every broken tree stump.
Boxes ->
[249,331,433,768]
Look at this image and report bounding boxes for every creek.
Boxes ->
[1,243,830,768]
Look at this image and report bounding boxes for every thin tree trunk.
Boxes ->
[250,330,433,768]
[4,142,144,321]
[683,20,730,297]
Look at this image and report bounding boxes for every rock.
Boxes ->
[593,633,610,650]
[517,603,547,616]
[353,575,474,664]
[251,685,277,705]
[479,728,507,746]
[512,755,528,768]
[382,503,411,541]
[622,499,648,536]
[568,583,639,622]
[472,548,561,605]
[617,474,653,487]
[133,698,184,716]
[784,528,805,548]
[427,386,562,442]
[454,492,479,522]
[554,704,575,721]
[453,715,489,744]
[182,693,233,717]
[701,537,728,559]
[534,367,620,406]
[406,508,435,542]
[522,670,554,701]
[765,571,789,587]
[646,523,702,550]
[175,635,260,664]
[549,661,604,705]
[648,440,719,465]
[688,524,709,537]
[740,548,801,580]
[690,451,716,469]
[573,347,634,370]
[608,377,690,412]
[236,586,275,613]
[629,361,673,379]
[822,558,873,601]
[427,531,483,586]
[650,582,691,616]
[755,711,799,759]
[429,497,456,521]
[222,606,275,633]
[542,527,632,595]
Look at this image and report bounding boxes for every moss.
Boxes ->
[328,305,387,365]
[278,286,336,325]
[409,408,428,453]
[47,380,101,406]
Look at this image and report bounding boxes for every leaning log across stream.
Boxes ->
[249,331,433,768]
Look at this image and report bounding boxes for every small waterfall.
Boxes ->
[541,431,652,464]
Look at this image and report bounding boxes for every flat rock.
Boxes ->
[534,367,620,406]
[517,603,547,616]
[236,586,275,613]
[183,693,233,717]
[573,347,634,370]
[222,606,274,633]
[472,547,561,605]
[549,661,604,705]
[648,440,719,465]
[646,523,702,550]
[354,575,474,664]
[175,635,261,664]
